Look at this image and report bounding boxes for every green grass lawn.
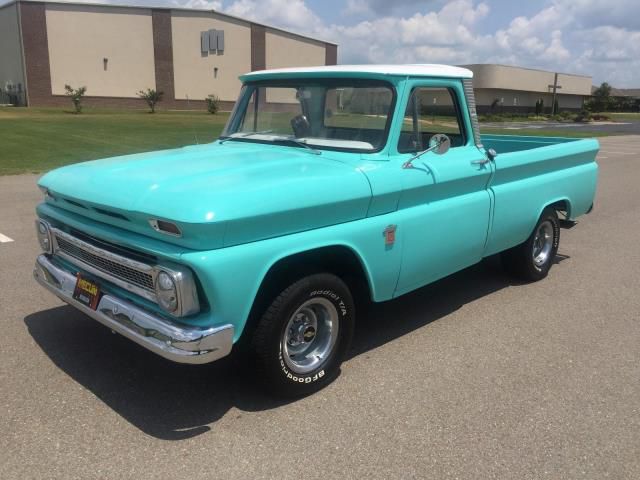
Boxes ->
[608,112,640,121]
[0,106,614,175]
[0,107,229,175]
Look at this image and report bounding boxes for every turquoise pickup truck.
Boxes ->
[33,65,598,395]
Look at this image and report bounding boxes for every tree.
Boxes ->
[64,84,87,113]
[137,88,163,113]
[591,82,613,112]
[489,98,500,113]
[593,82,612,98]
[206,94,220,114]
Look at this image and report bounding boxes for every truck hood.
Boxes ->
[38,142,372,250]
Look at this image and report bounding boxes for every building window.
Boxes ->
[201,30,225,55]
[513,97,518,106]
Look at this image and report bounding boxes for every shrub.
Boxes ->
[478,114,502,122]
[137,88,163,113]
[206,94,220,114]
[64,84,87,113]
[574,110,592,122]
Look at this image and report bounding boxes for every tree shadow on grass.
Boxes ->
[24,254,569,441]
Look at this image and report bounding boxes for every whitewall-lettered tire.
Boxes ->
[251,273,355,396]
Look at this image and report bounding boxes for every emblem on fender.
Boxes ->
[383,225,397,246]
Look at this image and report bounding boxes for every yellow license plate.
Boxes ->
[72,274,101,310]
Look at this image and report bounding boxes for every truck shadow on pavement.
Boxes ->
[24,254,568,441]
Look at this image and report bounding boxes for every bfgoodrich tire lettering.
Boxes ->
[251,273,355,397]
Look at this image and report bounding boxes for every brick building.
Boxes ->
[0,0,337,109]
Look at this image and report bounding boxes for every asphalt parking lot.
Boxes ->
[1,136,639,479]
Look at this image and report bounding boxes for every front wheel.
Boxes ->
[501,207,560,281]
[251,273,355,397]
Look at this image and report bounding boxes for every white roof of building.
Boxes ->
[242,64,474,80]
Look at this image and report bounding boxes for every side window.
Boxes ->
[398,87,465,153]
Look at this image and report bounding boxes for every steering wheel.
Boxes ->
[290,114,311,138]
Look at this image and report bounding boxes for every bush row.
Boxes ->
[478,111,611,123]
[64,85,220,114]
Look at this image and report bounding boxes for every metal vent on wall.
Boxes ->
[201,29,225,54]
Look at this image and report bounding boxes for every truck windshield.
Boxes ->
[221,79,395,152]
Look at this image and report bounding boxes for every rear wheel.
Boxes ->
[501,207,560,281]
[251,273,355,397]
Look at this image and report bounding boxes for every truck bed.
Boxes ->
[481,134,584,153]
[479,133,599,257]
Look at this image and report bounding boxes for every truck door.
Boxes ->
[393,81,493,296]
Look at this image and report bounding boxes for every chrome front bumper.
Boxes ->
[33,254,234,364]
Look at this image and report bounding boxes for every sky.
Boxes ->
[23,0,640,87]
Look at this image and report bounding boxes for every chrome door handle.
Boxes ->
[471,158,490,166]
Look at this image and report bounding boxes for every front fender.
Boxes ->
[179,213,403,343]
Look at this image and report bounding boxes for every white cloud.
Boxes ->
[544,30,570,62]
[224,0,323,31]
[174,0,222,8]
[313,0,493,64]
[332,0,639,86]
[343,0,372,17]
[552,0,640,30]
[343,0,440,16]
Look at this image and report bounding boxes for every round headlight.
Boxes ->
[156,271,178,313]
[35,220,52,254]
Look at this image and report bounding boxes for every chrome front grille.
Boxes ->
[51,228,157,302]
[55,236,154,290]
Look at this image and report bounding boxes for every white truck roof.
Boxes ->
[242,64,474,80]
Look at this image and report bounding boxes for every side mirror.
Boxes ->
[429,133,451,155]
[402,133,451,169]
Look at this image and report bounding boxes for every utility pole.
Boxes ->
[548,73,563,115]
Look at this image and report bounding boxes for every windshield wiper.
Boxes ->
[219,132,321,155]
[218,130,274,144]
[272,136,321,155]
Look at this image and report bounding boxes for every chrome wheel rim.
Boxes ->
[532,220,554,267]
[282,298,339,375]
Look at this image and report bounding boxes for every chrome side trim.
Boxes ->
[463,78,482,148]
[34,255,233,364]
[51,227,158,303]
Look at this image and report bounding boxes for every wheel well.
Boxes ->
[239,246,371,346]
[548,199,571,219]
